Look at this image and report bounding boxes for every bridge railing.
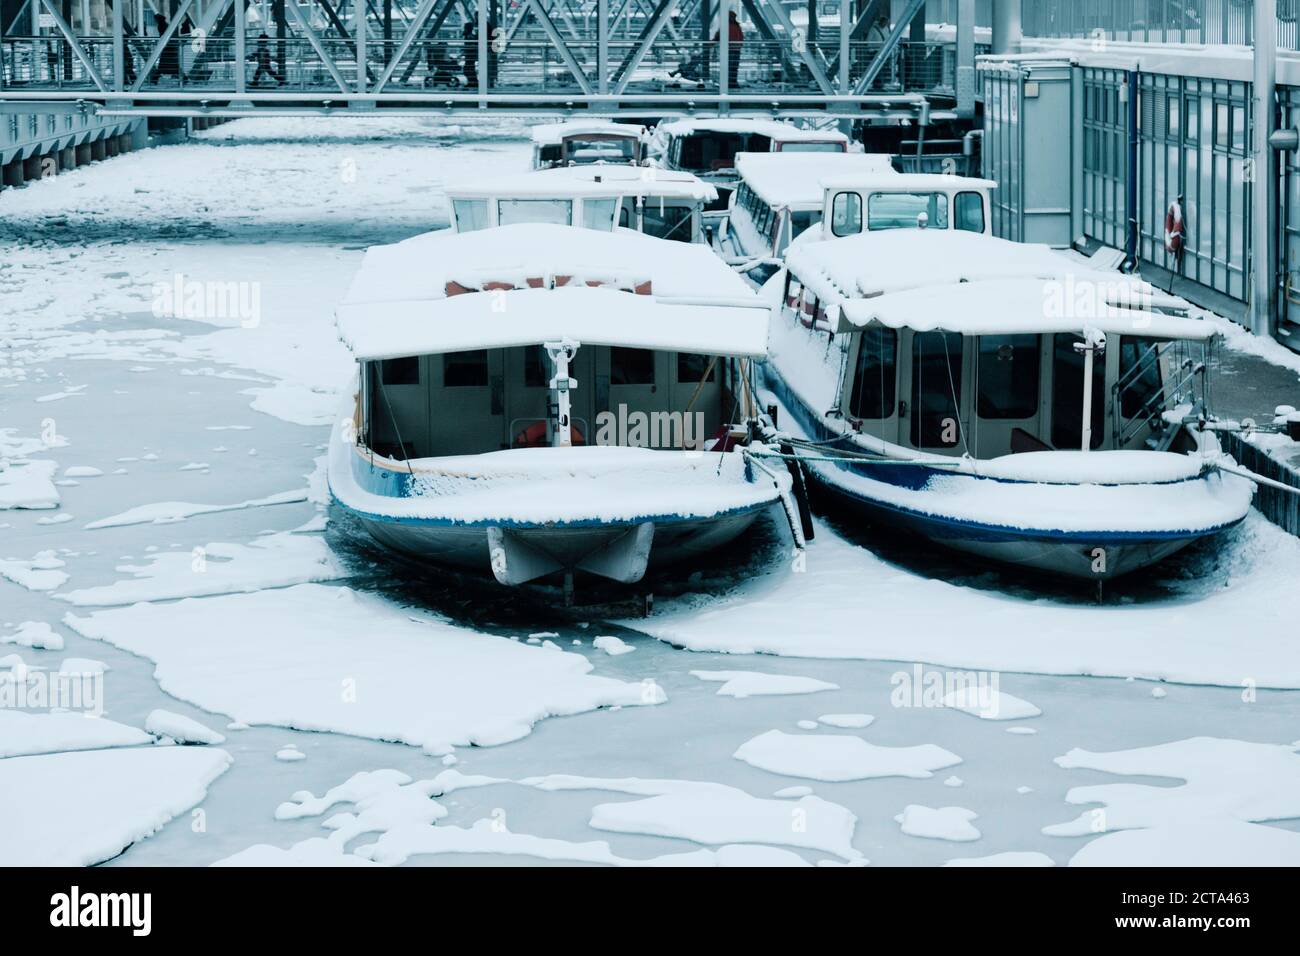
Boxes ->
[1,33,974,97]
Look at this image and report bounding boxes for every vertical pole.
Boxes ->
[234,0,244,93]
[838,0,849,132]
[1252,0,1277,337]
[477,0,487,104]
[357,0,367,92]
[955,0,974,118]
[597,0,608,94]
[991,0,1020,55]
[1080,342,1095,451]
[1125,69,1138,268]
[113,0,125,89]
[718,0,727,107]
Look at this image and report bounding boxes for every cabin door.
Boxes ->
[604,347,672,449]
[842,327,902,446]
[429,349,506,455]
[970,334,1045,457]
[670,352,724,450]
[503,345,597,448]
[899,330,971,456]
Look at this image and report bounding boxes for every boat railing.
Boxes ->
[1112,338,1207,449]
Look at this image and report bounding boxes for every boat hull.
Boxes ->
[762,364,1248,581]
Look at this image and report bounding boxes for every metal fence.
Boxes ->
[1022,0,1298,49]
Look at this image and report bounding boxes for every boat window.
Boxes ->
[565,136,636,164]
[954,192,986,233]
[643,204,693,242]
[847,326,897,419]
[1050,334,1105,449]
[910,331,964,449]
[976,335,1039,419]
[452,199,489,233]
[381,356,420,386]
[868,192,950,230]
[443,349,488,387]
[523,345,548,387]
[677,353,716,383]
[791,211,821,239]
[619,205,632,228]
[1118,337,1164,420]
[611,347,655,385]
[497,199,572,227]
[581,197,619,231]
[831,191,862,237]
[776,141,844,153]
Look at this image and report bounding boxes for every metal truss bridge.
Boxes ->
[1,0,981,118]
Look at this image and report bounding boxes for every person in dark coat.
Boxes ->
[461,21,478,87]
[250,32,283,86]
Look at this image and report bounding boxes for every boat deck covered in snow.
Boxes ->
[765,229,1254,580]
[330,223,794,590]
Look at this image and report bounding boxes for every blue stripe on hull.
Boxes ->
[761,363,1244,549]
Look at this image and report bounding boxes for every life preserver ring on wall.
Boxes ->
[514,421,585,448]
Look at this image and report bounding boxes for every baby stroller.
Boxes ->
[424,43,460,87]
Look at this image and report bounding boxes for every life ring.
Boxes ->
[514,421,585,448]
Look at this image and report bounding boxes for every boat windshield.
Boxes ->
[566,136,638,164]
[776,141,844,153]
[868,192,950,230]
[498,199,573,227]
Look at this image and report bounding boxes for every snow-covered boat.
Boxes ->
[446,164,716,243]
[329,223,796,593]
[718,151,898,279]
[530,120,647,169]
[653,119,850,215]
[765,227,1256,581]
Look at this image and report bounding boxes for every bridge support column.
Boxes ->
[2,159,24,189]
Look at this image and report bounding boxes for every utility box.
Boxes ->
[978,55,1077,247]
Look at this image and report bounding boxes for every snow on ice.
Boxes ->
[733,729,962,782]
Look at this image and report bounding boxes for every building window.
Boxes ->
[611,347,655,385]
[443,350,488,387]
[976,335,1039,419]
[847,327,897,419]
[381,357,420,385]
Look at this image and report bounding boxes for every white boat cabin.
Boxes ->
[722,151,897,273]
[446,165,718,244]
[530,121,648,169]
[777,231,1213,462]
[818,172,996,241]
[337,224,768,461]
[655,119,851,212]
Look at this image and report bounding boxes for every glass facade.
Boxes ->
[1081,68,1129,251]
[1135,73,1252,301]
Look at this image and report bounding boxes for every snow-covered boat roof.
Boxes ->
[337,224,768,360]
[529,120,646,145]
[656,118,849,143]
[734,152,896,208]
[819,172,997,193]
[447,164,717,203]
[785,231,1212,341]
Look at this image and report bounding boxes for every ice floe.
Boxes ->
[0,551,70,592]
[690,670,839,698]
[0,710,151,758]
[0,747,231,865]
[733,729,962,782]
[56,532,346,606]
[895,805,982,842]
[84,489,308,529]
[65,584,665,753]
[144,709,226,746]
[2,621,64,650]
